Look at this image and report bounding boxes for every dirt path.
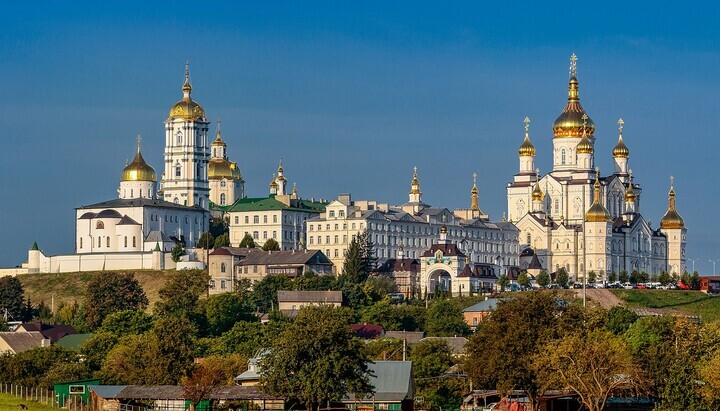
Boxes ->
[576,288,625,309]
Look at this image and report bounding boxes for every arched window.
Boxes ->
[96,221,104,229]
[175,164,181,177]
[220,193,226,205]
[132,236,136,247]
[124,236,128,248]
[106,237,110,247]
[561,149,566,165]
[174,197,179,204]
[130,189,133,197]
[221,263,226,273]
[176,130,182,145]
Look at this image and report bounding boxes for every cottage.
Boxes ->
[0,331,51,354]
[276,290,343,316]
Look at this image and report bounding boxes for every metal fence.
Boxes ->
[0,383,57,407]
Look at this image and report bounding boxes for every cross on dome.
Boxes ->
[136,134,142,153]
[524,116,530,133]
[570,53,577,77]
[618,118,624,134]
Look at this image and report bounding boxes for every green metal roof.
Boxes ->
[57,333,95,351]
[226,196,326,213]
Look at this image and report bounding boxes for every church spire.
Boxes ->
[182,61,192,97]
[408,166,422,204]
[585,167,611,222]
[661,176,685,229]
[470,172,480,211]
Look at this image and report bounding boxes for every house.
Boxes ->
[16,320,77,343]
[208,247,333,294]
[54,379,100,408]
[420,336,468,356]
[463,298,508,330]
[344,361,415,411]
[351,323,385,340]
[0,331,51,354]
[235,356,263,387]
[700,276,720,294]
[373,258,421,298]
[276,290,343,316]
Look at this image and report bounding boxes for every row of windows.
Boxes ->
[79,236,136,249]
[122,188,152,198]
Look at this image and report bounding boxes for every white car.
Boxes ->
[622,282,634,289]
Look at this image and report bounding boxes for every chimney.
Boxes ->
[41,339,51,347]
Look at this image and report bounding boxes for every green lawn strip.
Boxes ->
[0,392,56,411]
[611,289,720,323]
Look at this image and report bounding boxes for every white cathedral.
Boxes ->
[508,55,687,280]
[27,65,245,273]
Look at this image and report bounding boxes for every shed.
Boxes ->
[344,361,414,411]
[54,378,100,407]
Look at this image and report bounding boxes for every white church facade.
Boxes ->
[508,55,687,281]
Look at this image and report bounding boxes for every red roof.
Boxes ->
[350,323,385,339]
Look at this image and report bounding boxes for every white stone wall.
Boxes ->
[28,249,175,274]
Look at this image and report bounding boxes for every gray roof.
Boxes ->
[463,298,507,313]
[145,231,171,243]
[420,337,468,355]
[344,361,414,402]
[89,385,125,398]
[384,331,425,344]
[117,215,140,225]
[277,290,342,303]
[89,385,277,400]
[236,249,333,267]
[0,331,47,353]
[78,198,205,212]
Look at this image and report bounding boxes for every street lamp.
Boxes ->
[687,258,697,274]
[709,259,719,276]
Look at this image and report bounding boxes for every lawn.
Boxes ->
[17,269,170,311]
[611,289,720,323]
[0,393,56,411]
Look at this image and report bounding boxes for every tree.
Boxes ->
[363,275,397,302]
[80,332,120,372]
[534,330,646,411]
[99,309,153,336]
[411,338,454,379]
[0,276,24,320]
[214,232,230,249]
[54,300,88,332]
[465,291,585,411]
[360,300,425,332]
[517,271,531,289]
[251,275,293,313]
[239,234,255,248]
[362,229,378,274]
[260,305,373,411]
[262,238,280,251]
[209,321,267,357]
[154,269,210,318]
[182,354,247,411]
[171,242,186,262]
[197,232,215,249]
[293,271,336,291]
[204,293,256,335]
[411,338,463,410]
[0,345,76,388]
[556,268,569,287]
[588,270,597,284]
[342,234,367,284]
[85,272,148,329]
[605,306,638,335]
[497,274,509,292]
[691,271,701,290]
[619,271,629,283]
[536,270,550,288]
[658,271,672,286]
[41,361,92,388]
[608,271,617,283]
[425,298,470,337]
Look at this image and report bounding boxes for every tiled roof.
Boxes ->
[384,331,425,344]
[350,323,385,339]
[373,258,420,273]
[233,249,333,267]
[421,336,468,355]
[463,298,509,313]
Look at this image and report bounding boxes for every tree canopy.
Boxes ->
[85,272,148,329]
[262,238,280,251]
[0,276,24,321]
[239,234,256,248]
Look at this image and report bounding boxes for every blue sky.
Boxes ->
[2,2,720,273]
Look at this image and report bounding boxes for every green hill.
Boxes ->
[17,270,171,311]
[611,289,720,323]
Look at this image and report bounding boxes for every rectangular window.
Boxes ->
[329,211,335,218]
[343,235,347,243]
[253,231,258,239]
[254,216,259,224]
[253,265,258,273]
[334,235,338,244]
[234,216,239,224]
[335,249,339,257]
[326,236,330,244]
[310,237,314,245]
[220,280,226,289]
[245,216,249,224]
[273,215,278,223]
[352,223,356,229]
[335,224,339,230]
[273,231,277,239]
[264,215,268,223]
[339,210,345,217]
[318,236,322,244]
[263,231,268,239]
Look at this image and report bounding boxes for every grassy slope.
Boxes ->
[17,270,170,311]
[0,393,56,411]
[611,289,720,323]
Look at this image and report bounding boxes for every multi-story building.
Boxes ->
[508,55,687,280]
[227,163,326,250]
[306,169,520,275]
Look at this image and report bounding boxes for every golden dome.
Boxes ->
[585,174,611,222]
[519,134,536,157]
[409,166,421,195]
[613,135,630,158]
[208,159,243,181]
[553,56,594,138]
[121,150,157,182]
[269,174,279,189]
[661,181,685,229]
[211,131,226,147]
[440,225,448,234]
[625,182,636,202]
[168,64,205,121]
[532,180,544,202]
[577,134,594,154]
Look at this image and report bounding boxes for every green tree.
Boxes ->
[364,338,405,361]
[637,271,649,284]
[0,345,76,388]
[425,298,470,337]
[41,362,92,388]
[154,269,210,318]
[517,271,531,288]
[85,272,148,329]
[658,271,672,286]
[209,320,267,357]
[411,338,454,379]
[171,242,186,262]
[497,274,509,292]
[362,229,378,273]
[608,271,617,283]
[606,306,638,335]
[293,271,336,291]
[536,270,550,288]
[342,234,367,284]
[214,232,230,248]
[691,271,701,289]
[363,275,397,302]
[99,309,153,336]
[360,300,425,331]
[0,276,24,320]
[261,238,280,251]
[239,234,255,248]
[251,275,293,313]
[205,293,256,335]
[588,270,597,284]
[556,268,569,287]
[54,300,88,332]
[260,305,373,411]
[80,332,120,372]
[411,338,463,410]
[534,330,646,411]
[197,232,215,249]
[619,270,629,283]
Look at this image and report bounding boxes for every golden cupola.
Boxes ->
[577,132,594,154]
[168,63,206,121]
[209,160,243,181]
[553,54,595,138]
[470,173,482,212]
[531,173,544,202]
[121,137,157,182]
[409,166,422,195]
[519,116,536,157]
[625,174,637,202]
[613,134,630,158]
[660,177,685,229]
[585,172,611,222]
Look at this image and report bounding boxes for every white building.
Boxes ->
[508,55,687,280]
[307,169,520,275]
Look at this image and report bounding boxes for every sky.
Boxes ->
[1,1,720,273]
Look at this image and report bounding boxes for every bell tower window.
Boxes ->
[175,164,181,177]
[561,149,566,165]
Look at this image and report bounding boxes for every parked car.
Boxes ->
[622,282,634,289]
[635,284,647,289]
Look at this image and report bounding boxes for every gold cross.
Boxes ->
[473,172,477,184]
[618,118,624,135]
[570,53,577,77]
[136,134,142,152]
[524,116,530,133]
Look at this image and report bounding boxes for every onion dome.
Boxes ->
[531,175,544,201]
[269,174,279,190]
[211,130,227,148]
[440,225,448,234]
[168,63,206,121]
[553,54,595,138]
[519,116,536,156]
[585,172,611,222]
[625,182,636,202]
[121,138,157,182]
[276,161,286,181]
[470,173,481,212]
[661,178,685,229]
[208,159,243,181]
[577,134,594,154]
[409,166,421,195]
[613,135,629,158]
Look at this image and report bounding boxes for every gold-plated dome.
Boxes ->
[211,131,227,147]
[577,134,594,154]
[661,179,685,229]
[553,55,595,138]
[121,149,157,182]
[585,173,611,222]
[208,159,243,181]
[613,135,630,158]
[624,181,636,202]
[440,225,448,234]
[531,178,544,202]
[409,166,421,195]
[269,174,279,189]
[519,117,536,157]
[168,64,205,121]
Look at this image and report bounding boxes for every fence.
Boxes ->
[0,383,90,410]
